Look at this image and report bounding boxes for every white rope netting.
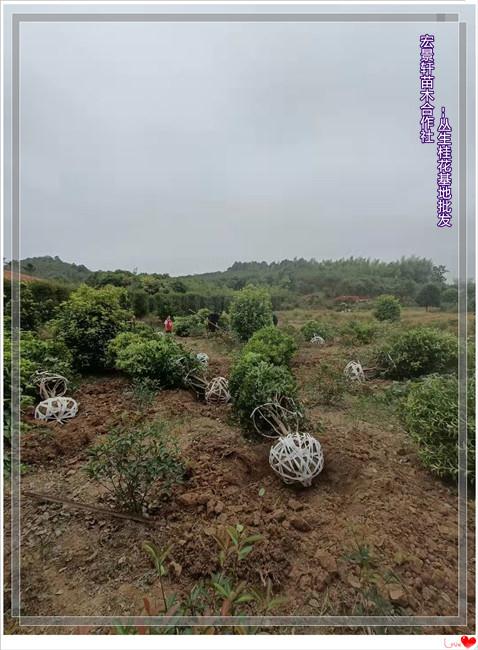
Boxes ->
[251,397,303,439]
[269,431,324,487]
[205,377,231,405]
[34,397,78,423]
[344,360,366,383]
[32,371,69,400]
[196,352,209,367]
[310,334,325,345]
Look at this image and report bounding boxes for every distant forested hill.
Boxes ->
[5,256,91,283]
[188,256,448,300]
[5,254,460,316]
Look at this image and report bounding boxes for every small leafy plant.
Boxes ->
[212,523,264,574]
[86,420,184,513]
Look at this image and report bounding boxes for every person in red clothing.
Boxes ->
[164,315,174,334]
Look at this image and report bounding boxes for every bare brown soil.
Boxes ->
[4,332,475,635]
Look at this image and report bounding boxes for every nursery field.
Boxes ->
[4,303,475,635]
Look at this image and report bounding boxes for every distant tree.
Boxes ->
[416,284,442,311]
[441,286,458,304]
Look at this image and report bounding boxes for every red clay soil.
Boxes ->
[3,345,476,634]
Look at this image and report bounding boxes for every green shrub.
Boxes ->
[54,285,133,370]
[229,352,266,400]
[3,331,74,448]
[242,326,297,366]
[174,314,204,337]
[114,336,198,387]
[402,374,475,483]
[300,320,334,342]
[229,285,273,341]
[231,356,298,428]
[373,295,401,322]
[107,325,159,366]
[377,327,457,379]
[86,421,184,512]
[341,319,378,345]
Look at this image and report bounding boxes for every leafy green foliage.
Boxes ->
[86,421,184,512]
[402,374,475,483]
[114,335,199,387]
[54,285,133,370]
[4,279,72,331]
[377,327,457,379]
[4,331,73,409]
[340,319,378,345]
[174,314,205,337]
[242,326,297,366]
[373,295,401,322]
[300,320,335,341]
[230,355,298,428]
[212,523,263,572]
[229,285,273,341]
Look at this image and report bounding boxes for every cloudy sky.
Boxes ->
[6,9,470,276]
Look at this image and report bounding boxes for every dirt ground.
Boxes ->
[3,315,476,635]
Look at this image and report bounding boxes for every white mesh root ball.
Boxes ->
[310,334,325,345]
[269,432,324,487]
[196,352,209,367]
[344,360,365,383]
[34,397,78,424]
[205,377,231,405]
[33,371,69,400]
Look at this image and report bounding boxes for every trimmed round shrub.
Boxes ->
[54,285,133,370]
[229,285,274,341]
[242,326,297,366]
[402,374,475,483]
[231,356,298,428]
[114,336,198,388]
[229,352,266,400]
[300,320,335,342]
[377,327,457,379]
[373,294,401,322]
[107,326,159,366]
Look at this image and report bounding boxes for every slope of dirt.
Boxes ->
[4,333,475,634]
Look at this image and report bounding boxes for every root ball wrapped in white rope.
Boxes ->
[269,431,324,487]
[32,371,69,400]
[344,360,365,383]
[34,397,78,424]
[205,377,231,405]
[196,352,209,367]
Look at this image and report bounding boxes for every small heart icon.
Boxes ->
[461,636,477,648]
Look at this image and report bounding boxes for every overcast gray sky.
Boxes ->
[8,14,468,276]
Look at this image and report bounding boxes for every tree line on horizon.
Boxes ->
[4,254,472,326]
